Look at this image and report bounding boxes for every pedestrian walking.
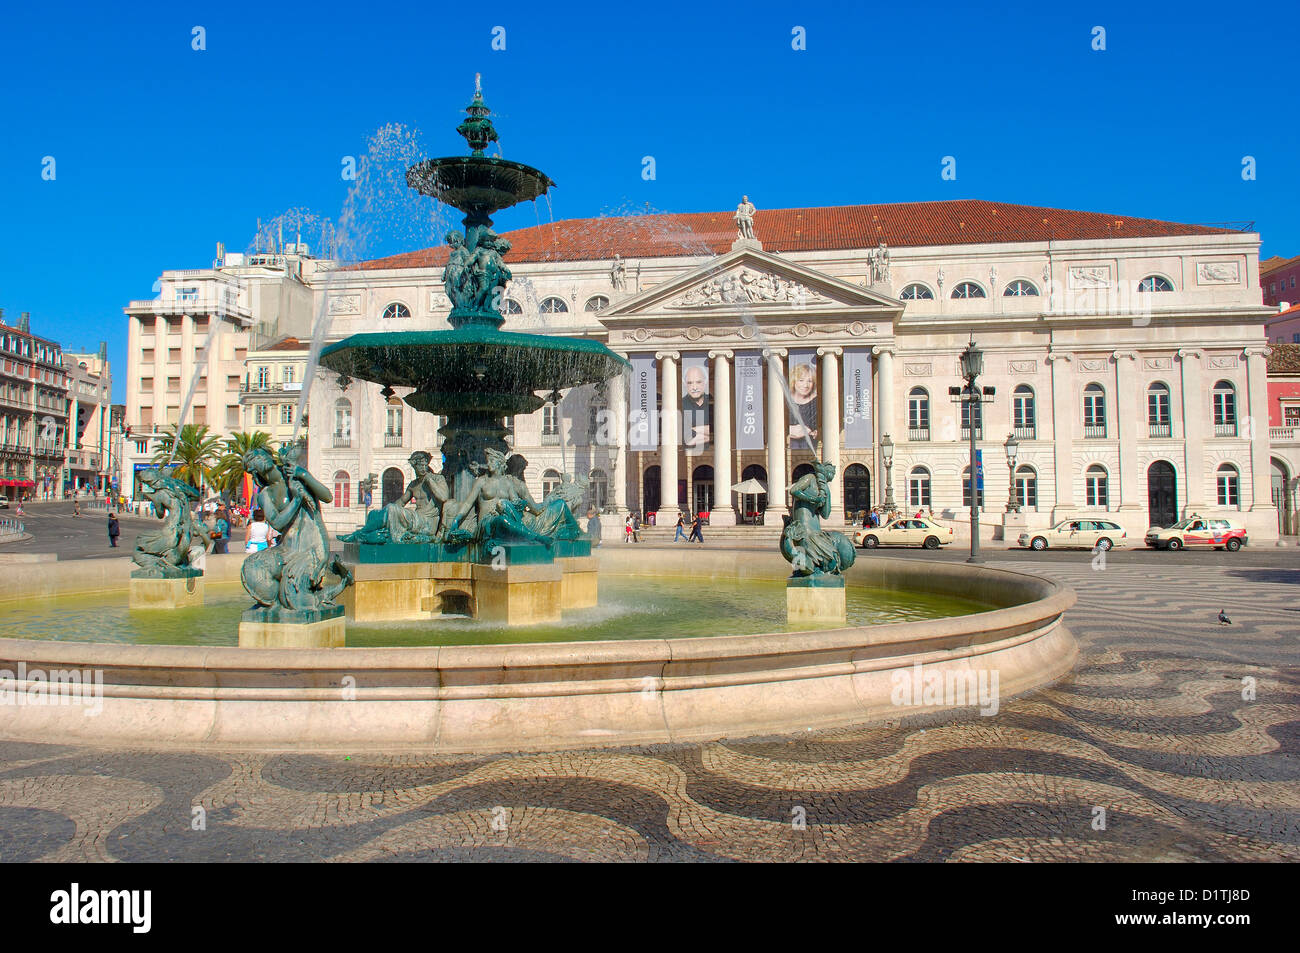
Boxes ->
[212,507,231,555]
[73,500,80,517]
[688,513,704,543]
[673,513,687,542]
[624,514,633,542]
[631,510,641,543]
[586,509,602,547]
[245,508,272,553]
[107,512,120,548]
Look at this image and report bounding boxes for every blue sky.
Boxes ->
[1,0,1296,401]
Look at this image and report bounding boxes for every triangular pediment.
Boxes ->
[600,247,902,321]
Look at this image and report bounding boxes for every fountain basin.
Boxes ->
[0,550,1075,753]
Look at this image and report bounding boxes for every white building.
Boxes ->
[63,343,113,494]
[124,200,1282,542]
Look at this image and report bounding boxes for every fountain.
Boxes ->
[317,77,627,627]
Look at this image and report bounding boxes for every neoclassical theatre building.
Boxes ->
[299,198,1279,541]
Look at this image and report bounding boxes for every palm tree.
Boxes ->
[151,424,223,493]
[211,430,274,499]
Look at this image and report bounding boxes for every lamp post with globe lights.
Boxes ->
[949,337,995,564]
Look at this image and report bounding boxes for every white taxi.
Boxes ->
[1019,519,1128,552]
[1145,517,1248,552]
[854,517,955,550]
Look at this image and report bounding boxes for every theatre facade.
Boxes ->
[308,199,1279,542]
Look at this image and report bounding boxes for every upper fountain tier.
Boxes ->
[404,76,555,220]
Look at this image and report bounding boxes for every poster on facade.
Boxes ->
[680,354,712,455]
[788,348,819,447]
[734,352,764,451]
[842,348,873,449]
[627,354,658,450]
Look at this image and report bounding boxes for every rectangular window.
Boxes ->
[280,404,294,425]
[1217,474,1238,507]
[909,476,930,508]
[255,405,268,425]
[177,287,199,301]
[1086,474,1108,507]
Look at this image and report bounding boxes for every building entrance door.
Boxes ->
[1273,460,1291,536]
[381,467,404,507]
[1147,461,1177,527]
[692,465,714,516]
[843,463,871,518]
[642,465,661,516]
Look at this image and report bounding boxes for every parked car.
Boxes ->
[0,497,8,509]
[854,517,955,550]
[1019,519,1128,552]
[1145,517,1248,552]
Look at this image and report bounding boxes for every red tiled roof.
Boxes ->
[346,199,1236,272]
[265,336,305,351]
[1261,254,1300,277]
[1267,342,1300,374]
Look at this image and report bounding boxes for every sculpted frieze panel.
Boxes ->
[327,294,361,315]
[1196,262,1241,284]
[672,268,828,308]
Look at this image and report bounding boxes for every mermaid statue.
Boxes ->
[781,460,857,576]
[241,443,353,616]
[131,467,208,577]
[340,450,450,544]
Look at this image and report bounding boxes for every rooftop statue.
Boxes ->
[340,451,450,544]
[781,460,857,576]
[131,467,207,577]
[241,444,353,614]
[735,195,757,241]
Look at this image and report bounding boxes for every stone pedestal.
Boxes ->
[786,574,846,625]
[998,511,1028,542]
[129,571,204,609]
[556,556,598,609]
[238,605,346,648]
[472,563,562,625]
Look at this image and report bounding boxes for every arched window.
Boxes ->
[950,281,986,299]
[1003,279,1039,297]
[1085,465,1109,507]
[540,297,569,314]
[503,298,523,315]
[333,398,352,447]
[381,467,404,507]
[332,470,351,508]
[1083,383,1106,438]
[1147,382,1171,437]
[588,468,609,512]
[1138,275,1174,292]
[382,302,411,320]
[1015,465,1038,509]
[1012,384,1036,438]
[1212,380,1237,436]
[791,462,816,481]
[542,469,562,499]
[962,465,985,508]
[908,466,931,508]
[900,283,934,300]
[584,295,610,313]
[692,464,715,514]
[1216,463,1240,508]
[908,387,930,440]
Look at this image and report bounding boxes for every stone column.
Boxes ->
[1178,348,1206,513]
[125,315,141,429]
[656,350,680,523]
[818,347,843,524]
[873,344,895,516]
[179,311,194,429]
[1047,350,1074,520]
[1245,346,1278,528]
[610,362,629,516]
[709,349,735,526]
[764,348,789,518]
[1113,350,1142,513]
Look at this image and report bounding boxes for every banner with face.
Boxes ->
[734,352,764,451]
[788,349,819,447]
[628,354,658,450]
[842,348,873,449]
[680,355,712,455]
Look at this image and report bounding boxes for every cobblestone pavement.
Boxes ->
[0,560,1296,862]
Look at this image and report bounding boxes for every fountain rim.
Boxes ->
[320,328,630,366]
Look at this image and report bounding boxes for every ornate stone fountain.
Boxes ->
[319,78,627,625]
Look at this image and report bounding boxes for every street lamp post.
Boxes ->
[881,433,895,511]
[1004,432,1020,514]
[951,337,993,564]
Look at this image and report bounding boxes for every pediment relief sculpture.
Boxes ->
[671,269,828,308]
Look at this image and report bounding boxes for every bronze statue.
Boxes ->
[445,449,553,547]
[341,451,449,544]
[131,467,207,577]
[241,445,353,613]
[781,460,856,576]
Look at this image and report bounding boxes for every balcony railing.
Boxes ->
[959,427,982,441]
[908,427,930,442]
[384,433,404,447]
[1082,423,1107,439]
[1011,425,1036,440]
[332,433,352,448]
[1270,426,1299,441]
[1213,422,1237,437]
[1149,422,1172,438]
[541,432,561,446]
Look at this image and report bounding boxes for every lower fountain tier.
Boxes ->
[340,554,598,625]
[318,328,629,412]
